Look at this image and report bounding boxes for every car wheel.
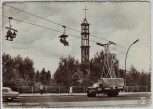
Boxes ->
[106,91,118,97]
[92,93,96,97]
[112,91,118,97]
[87,93,91,97]
[91,92,96,97]
[106,93,112,97]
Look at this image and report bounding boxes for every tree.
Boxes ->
[45,70,51,85]
[138,70,150,86]
[54,55,80,86]
[2,53,35,86]
[22,57,35,86]
[40,68,46,85]
[35,70,40,82]
[89,51,119,82]
[54,51,119,86]
[2,53,14,86]
[118,69,125,79]
[125,65,140,86]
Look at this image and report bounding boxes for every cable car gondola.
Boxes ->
[59,26,69,46]
[5,17,18,41]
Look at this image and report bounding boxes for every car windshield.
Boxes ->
[93,83,99,87]
[2,89,9,92]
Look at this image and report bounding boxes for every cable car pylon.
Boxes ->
[97,41,116,78]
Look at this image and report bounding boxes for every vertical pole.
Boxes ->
[127,86,128,92]
[59,86,60,93]
[125,39,139,87]
[46,86,47,93]
[9,18,11,28]
[84,86,85,93]
[125,44,133,87]
[146,85,148,92]
[8,17,13,28]
[63,26,66,34]
[85,6,86,18]
[137,86,138,92]
[18,86,19,93]
[32,86,33,93]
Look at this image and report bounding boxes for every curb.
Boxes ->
[19,92,151,97]
[19,93,86,97]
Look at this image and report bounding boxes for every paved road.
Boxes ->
[3,92,151,108]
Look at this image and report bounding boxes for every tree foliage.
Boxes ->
[53,51,151,87]
[39,68,51,85]
[54,55,80,86]
[2,53,52,86]
[54,51,119,86]
[89,51,119,82]
[125,65,151,86]
[2,53,35,86]
[2,51,150,88]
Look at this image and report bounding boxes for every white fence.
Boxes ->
[124,86,150,92]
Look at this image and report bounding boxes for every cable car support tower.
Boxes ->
[97,41,116,78]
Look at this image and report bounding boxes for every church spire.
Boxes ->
[82,6,88,18]
[81,6,90,64]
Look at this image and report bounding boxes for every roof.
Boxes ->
[3,87,11,90]
[82,18,89,24]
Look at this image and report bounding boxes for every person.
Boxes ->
[69,86,73,95]
[40,84,43,95]
[12,31,17,38]
[59,34,69,46]
[6,30,12,40]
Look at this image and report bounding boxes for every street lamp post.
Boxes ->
[125,39,139,87]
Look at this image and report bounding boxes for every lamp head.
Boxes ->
[133,39,139,44]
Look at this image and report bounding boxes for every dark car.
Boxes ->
[2,87,20,101]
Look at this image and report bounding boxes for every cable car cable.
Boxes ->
[4,4,127,50]
[3,15,132,57]
[3,15,96,43]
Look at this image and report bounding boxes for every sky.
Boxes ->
[2,1,151,74]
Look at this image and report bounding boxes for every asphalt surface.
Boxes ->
[2,92,151,108]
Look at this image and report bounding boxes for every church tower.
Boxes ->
[81,7,90,64]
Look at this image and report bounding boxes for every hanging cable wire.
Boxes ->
[4,4,127,49]
[4,4,63,27]
[3,15,133,58]
[3,15,97,43]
